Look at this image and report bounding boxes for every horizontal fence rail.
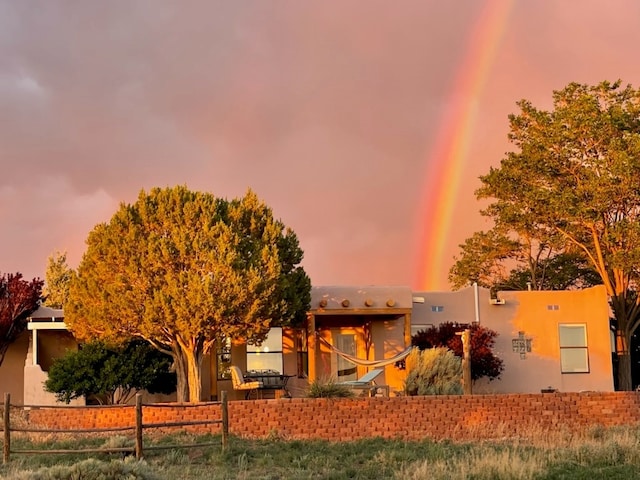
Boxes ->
[1,392,229,464]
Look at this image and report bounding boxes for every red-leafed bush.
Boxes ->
[0,272,43,366]
[411,322,504,381]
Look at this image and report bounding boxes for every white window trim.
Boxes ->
[559,323,589,374]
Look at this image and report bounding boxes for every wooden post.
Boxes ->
[461,329,472,395]
[404,312,412,350]
[307,313,316,382]
[135,394,143,459]
[221,390,228,451]
[3,393,9,464]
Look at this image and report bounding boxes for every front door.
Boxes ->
[331,331,358,381]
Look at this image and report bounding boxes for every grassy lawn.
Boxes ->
[3,426,640,479]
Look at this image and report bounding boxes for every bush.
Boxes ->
[12,457,162,480]
[45,340,176,404]
[403,347,463,396]
[412,322,504,381]
[307,378,356,398]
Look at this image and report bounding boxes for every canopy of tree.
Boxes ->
[45,340,175,404]
[449,230,601,292]
[0,272,43,366]
[66,186,311,402]
[43,251,72,309]
[450,80,640,390]
[411,322,503,381]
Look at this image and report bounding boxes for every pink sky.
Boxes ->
[1,1,640,291]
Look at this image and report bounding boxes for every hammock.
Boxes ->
[317,335,414,367]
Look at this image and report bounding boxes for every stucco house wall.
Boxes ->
[0,331,28,404]
[0,308,81,406]
[411,285,614,394]
[479,286,614,393]
[412,287,479,328]
[24,330,82,406]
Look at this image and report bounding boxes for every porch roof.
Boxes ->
[28,305,64,321]
[310,285,413,314]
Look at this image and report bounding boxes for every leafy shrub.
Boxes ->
[45,340,176,404]
[412,322,504,381]
[403,347,463,396]
[12,457,162,480]
[307,378,356,398]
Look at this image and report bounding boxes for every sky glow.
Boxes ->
[1,1,640,290]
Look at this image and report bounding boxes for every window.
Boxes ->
[247,327,283,374]
[411,324,434,336]
[431,306,444,313]
[559,324,589,373]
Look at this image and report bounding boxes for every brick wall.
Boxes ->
[24,392,640,442]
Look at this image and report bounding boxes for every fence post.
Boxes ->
[461,329,472,395]
[3,393,10,464]
[135,394,143,459]
[221,390,228,451]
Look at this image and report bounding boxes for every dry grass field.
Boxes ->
[2,422,640,479]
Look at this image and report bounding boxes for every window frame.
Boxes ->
[246,327,284,374]
[410,323,434,337]
[558,323,589,374]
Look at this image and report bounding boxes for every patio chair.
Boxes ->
[230,366,263,399]
[338,368,388,396]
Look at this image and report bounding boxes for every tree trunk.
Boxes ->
[615,327,632,391]
[172,351,189,402]
[185,350,202,403]
[618,351,632,391]
[611,295,639,391]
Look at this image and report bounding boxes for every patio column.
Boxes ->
[307,313,316,382]
[403,312,412,348]
[31,330,38,366]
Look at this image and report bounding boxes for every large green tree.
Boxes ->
[66,186,311,402]
[0,272,43,366]
[449,229,600,291]
[45,340,175,405]
[455,80,640,390]
[43,251,72,308]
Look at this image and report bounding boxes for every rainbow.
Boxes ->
[415,0,513,290]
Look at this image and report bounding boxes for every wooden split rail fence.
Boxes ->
[2,391,229,464]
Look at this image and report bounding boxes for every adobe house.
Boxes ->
[411,284,614,393]
[1,284,615,403]
[0,306,79,405]
[209,284,613,399]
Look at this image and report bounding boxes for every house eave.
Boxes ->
[27,322,69,331]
